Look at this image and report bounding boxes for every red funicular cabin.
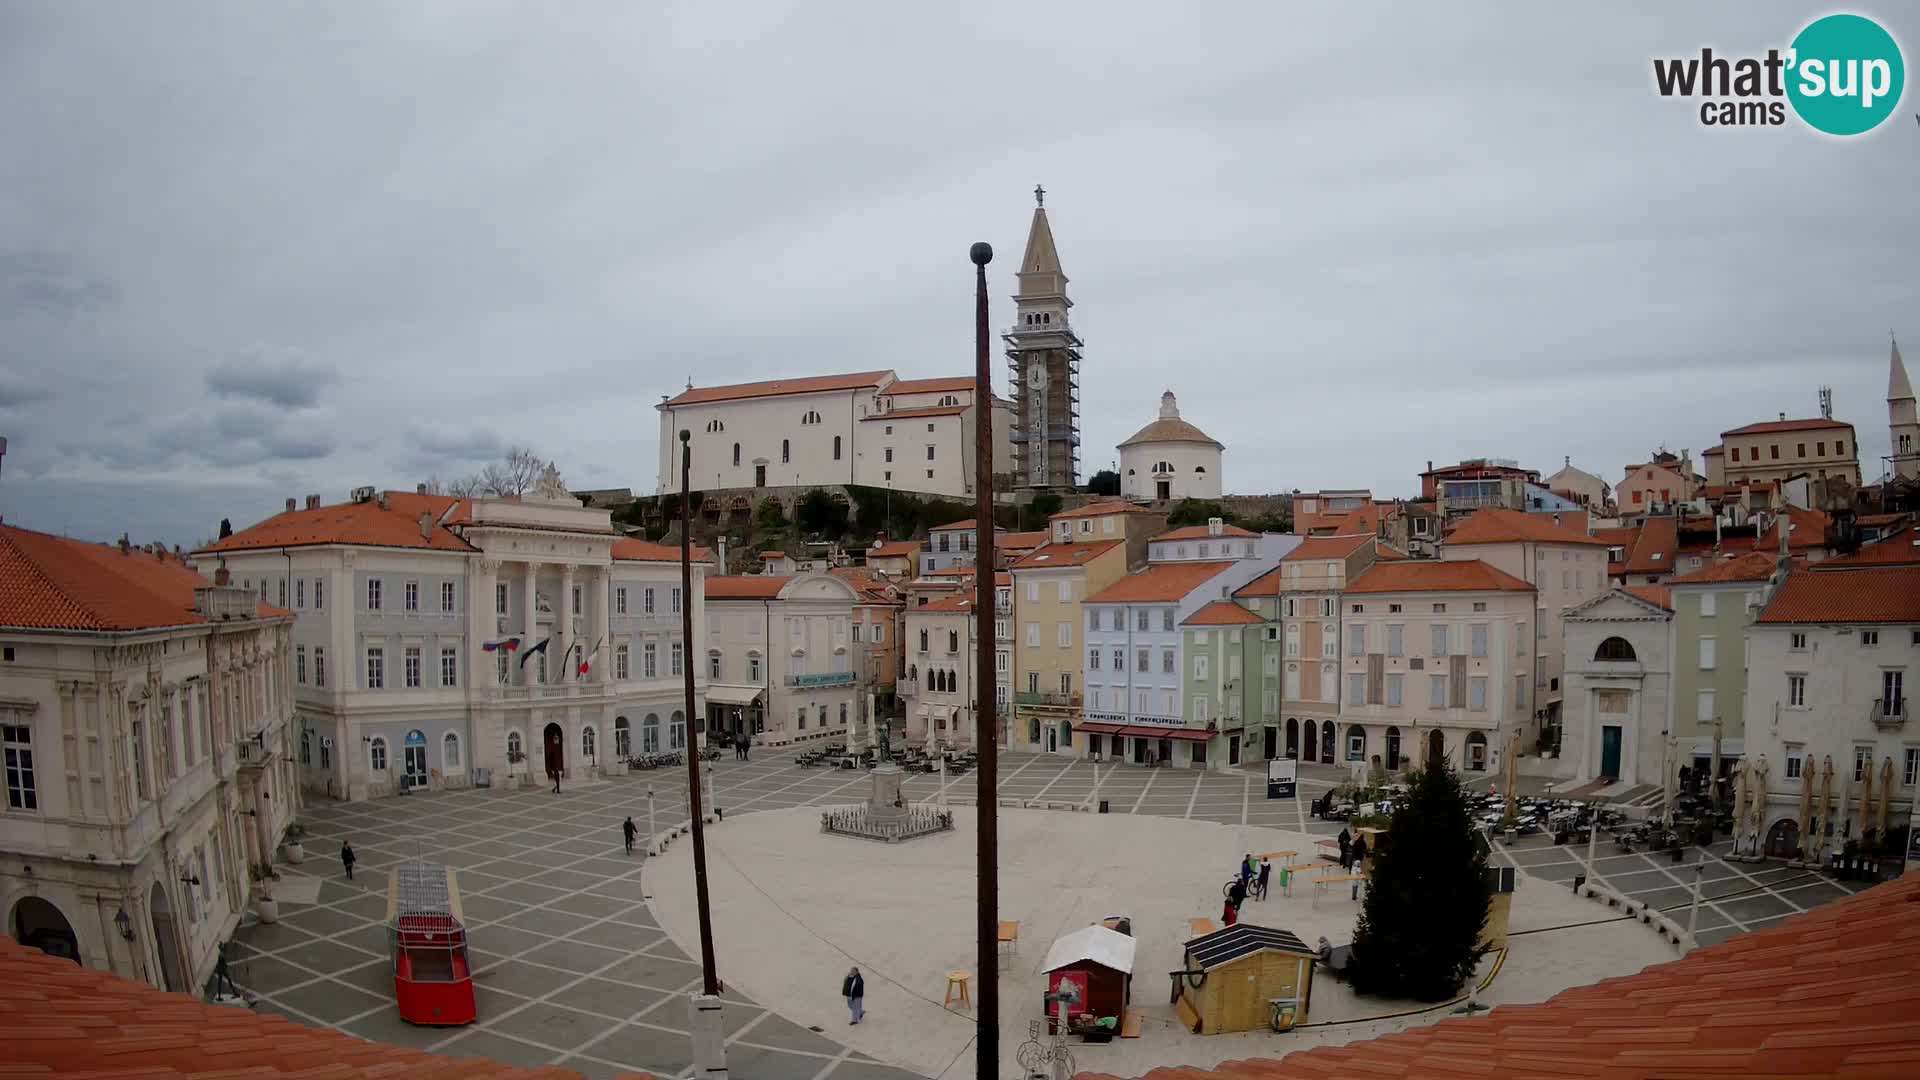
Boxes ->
[386,859,476,1025]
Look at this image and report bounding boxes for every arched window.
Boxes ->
[643,713,661,753]
[582,726,597,761]
[782,439,791,464]
[369,736,388,771]
[948,630,959,652]
[443,732,462,769]
[669,711,686,750]
[1465,731,1489,771]
[1346,724,1366,762]
[1029,718,1041,743]
[1595,637,1638,661]
[833,435,842,461]
[733,443,741,467]
[919,628,929,651]
[614,716,631,758]
[1154,460,1173,474]
[300,728,311,765]
[907,663,918,685]
[507,730,524,762]
[1195,466,1206,473]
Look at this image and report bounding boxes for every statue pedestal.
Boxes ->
[869,764,906,824]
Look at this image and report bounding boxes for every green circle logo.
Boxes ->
[1786,14,1905,135]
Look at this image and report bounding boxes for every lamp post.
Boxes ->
[969,239,1000,1080]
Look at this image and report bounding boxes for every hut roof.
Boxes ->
[1184,924,1316,970]
[1042,925,1136,975]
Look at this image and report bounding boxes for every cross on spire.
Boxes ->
[1034,184,1045,208]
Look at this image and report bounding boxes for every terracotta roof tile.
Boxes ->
[1086,561,1236,603]
[1011,539,1123,569]
[1444,508,1609,547]
[1624,584,1673,610]
[1667,551,1780,585]
[661,369,892,407]
[866,541,921,559]
[1049,499,1153,521]
[1280,534,1375,562]
[1757,565,1920,624]
[1374,544,1409,561]
[0,939,651,1080]
[1347,559,1534,594]
[883,376,974,395]
[1181,600,1264,626]
[1153,524,1257,541]
[1722,416,1853,436]
[704,575,791,600]
[929,519,994,532]
[1622,515,1678,575]
[1232,566,1283,598]
[1816,526,1920,568]
[1117,416,1221,449]
[200,492,477,554]
[1000,530,1050,550]
[0,525,282,631]
[920,592,978,613]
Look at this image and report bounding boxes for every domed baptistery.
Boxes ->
[1119,390,1223,502]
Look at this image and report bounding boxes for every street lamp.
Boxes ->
[114,907,133,941]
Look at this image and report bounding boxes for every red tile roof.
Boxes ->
[1049,499,1153,521]
[1231,566,1283,599]
[1000,530,1050,550]
[1011,539,1123,569]
[1722,416,1854,436]
[1280,534,1375,562]
[1,525,283,631]
[884,376,974,395]
[661,369,892,407]
[200,492,477,554]
[1816,526,1920,568]
[1666,551,1780,585]
[705,575,792,600]
[920,592,978,613]
[860,405,968,421]
[866,540,921,559]
[1374,544,1410,561]
[0,938,647,1080]
[1758,565,1920,624]
[1182,599,1264,626]
[930,519,997,532]
[1752,506,1832,553]
[1701,443,1724,456]
[1087,561,1236,603]
[1347,559,1534,595]
[1622,515,1678,575]
[1082,873,1920,1080]
[1624,583,1673,610]
[1152,523,1257,541]
[1444,508,1609,547]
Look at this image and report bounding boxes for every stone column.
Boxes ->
[560,565,576,683]
[476,558,499,681]
[594,566,612,685]
[522,562,539,686]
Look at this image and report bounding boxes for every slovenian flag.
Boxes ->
[482,637,521,653]
[518,636,551,668]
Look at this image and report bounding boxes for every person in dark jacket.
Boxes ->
[622,816,637,856]
[340,840,356,881]
[1337,828,1353,871]
[842,966,865,1024]
[1350,835,1370,900]
[1228,876,1248,910]
[1256,858,1274,901]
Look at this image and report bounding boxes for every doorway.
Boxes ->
[1765,818,1800,859]
[1302,720,1316,762]
[403,730,428,791]
[1132,737,1146,765]
[1156,479,1170,501]
[754,464,767,487]
[1263,726,1276,760]
[1228,735,1241,766]
[1600,725,1623,781]
[1320,724,1335,763]
[1386,726,1401,771]
[1285,718,1298,759]
[1045,726,1057,752]
[542,722,564,780]
[10,896,79,964]
[148,882,184,993]
[1427,729,1445,766]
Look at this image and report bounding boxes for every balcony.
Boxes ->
[788,671,856,689]
[1872,697,1907,731]
[235,731,276,770]
[1014,691,1082,709]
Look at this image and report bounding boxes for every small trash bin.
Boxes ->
[1098,800,1110,814]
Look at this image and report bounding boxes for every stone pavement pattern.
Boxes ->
[231,753,1873,1079]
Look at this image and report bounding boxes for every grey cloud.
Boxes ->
[263,433,334,460]
[205,353,340,409]
[0,368,51,409]
[405,426,508,461]
[0,252,118,319]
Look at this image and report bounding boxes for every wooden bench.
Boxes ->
[1120,1007,1143,1038]
[997,920,1020,955]
[1174,994,1202,1034]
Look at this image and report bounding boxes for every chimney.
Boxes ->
[377,493,389,511]
[417,483,428,495]
[1207,517,1223,537]
[717,536,729,573]
[419,511,433,540]
[1779,512,1790,559]
[1564,455,1570,467]
[1779,412,1786,422]
[306,494,320,510]
[285,497,296,513]
[118,534,130,555]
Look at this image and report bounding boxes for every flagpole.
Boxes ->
[968,239,999,1080]
[680,429,721,996]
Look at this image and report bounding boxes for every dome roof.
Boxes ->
[1118,391,1222,449]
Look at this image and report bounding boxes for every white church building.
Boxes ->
[1119,390,1224,502]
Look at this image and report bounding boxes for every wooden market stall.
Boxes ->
[386,859,476,1026]
[1040,924,1135,1035]
[1174,923,1318,1034]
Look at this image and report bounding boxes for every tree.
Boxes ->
[755,496,788,532]
[1166,499,1236,528]
[218,518,232,539]
[795,489,849,538]
[1242,511,1292,534]
[1347,754,1492,1001]
[1027,493,1062,528]
[1086,469,1121,496]
[439,447,554,499]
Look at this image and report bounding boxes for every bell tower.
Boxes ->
[1003,185,1082,492]
[1890,334,1918,482]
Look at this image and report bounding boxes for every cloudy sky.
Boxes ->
[2,2,1915,546]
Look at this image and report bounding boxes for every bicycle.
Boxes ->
[1014,1018,1075,1080]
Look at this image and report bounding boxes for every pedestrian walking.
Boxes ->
[740,733,750,762]
[1351,834,1369,870]
[1337,827,1352,871]
[1240,853,1257,886]
[1256,859,1273,901]
[211,942,237,999]
[1228,876,1248,910]
[622,816,637,856]
[1221,897,1239,926]
[842,966,865,1025]
[550,764,562,795]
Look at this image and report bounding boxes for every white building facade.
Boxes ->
[2,526,294,997]
[903,591,983,748]
[1562,589,1673,787]
[1119,391,1224,503]
[702,573,860,748]
[200,484,704,801]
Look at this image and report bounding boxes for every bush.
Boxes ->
[1166,499,1236,528]
[1086,469,1121,496]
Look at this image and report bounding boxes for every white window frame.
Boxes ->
[441,646,458,687]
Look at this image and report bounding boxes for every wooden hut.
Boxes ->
[1040,925,1135,1032]
[1175,923,1318,1034]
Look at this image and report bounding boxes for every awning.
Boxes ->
[1120,726,1211,742]
[705,684,765,707]
[1075,722,1126,735]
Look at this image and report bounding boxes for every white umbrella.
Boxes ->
[1815,757,1835,863]
[1859,757,1876,845]
[1878,756,1896,840]
[1731,759,1749,854]
[1749,756,1769,856]
[1797,759,1814,862]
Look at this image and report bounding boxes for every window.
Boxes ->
[1387,625,1403,657]
[1516,622,1527,653]
[295,578,305,608]
[1088,648,1101,671]
[1057,580,1071,602]
[277,578,287,607]
[615,587,628,615]
[1594,637,1637,661]
[1770,444,1779,460]
[642,587,656,615]
[1285,598,1296,617]
[1347,624,1365,656]
[1322,631,1337,659]
[496,583,508,615]
[1194,655,1210,679]
[615,644,631,680]
[1469,677,1487,711]
[1862,630,1880,646]
[314,646,326,687]
[1025,623,1039,647]
[1697,689,1715,725]
[441,581,456,612]
[444,732,462,769]
[884,447,893,463]
[1346,729,1365,761]
[1351,603,1364,614]
[404,581,419,611]
[1516,674,1527,706]
[1788,674,1806,708]
[369,737,387,772]
[1087,609,1098,633]
[496,651,509,684]
[1432,603,1447,613]
[833,435,842,460]
[366,647,385,689]
[1320,598,1334,618]
[1699,636,1716,670]
[747,653,760,681]
[1700,591,1716,617]
[441,647,458,687]
[404,646,421,688]
[1854,746,1872,782]
[1535,655,1546,687]
[670,642,683,675]
[1472,601,1488,613]
[2,724,35,811]
[1286,627,1299,657]
[1057,622,1072,647]
[1162,609,1175,631]
[1431,624,1447,656]
[296,646,307,684]
[1884,670,1905,715]
[927,445,936,461]
[708,652,722,679]
[1347,672,1366,703]
[1731,446,1740,462]
[1025,581,1038,602]
[1162,648,1175,673]
[571,585,582,615]
[781,439,790,463]
[1430,674,1447,707]
[1386,673,1402,706]
[367,578,382,611]
[1470,624,1488,658]
[1907,747,1920,787]
[1136,609,1150,631]
[1059,672,1073,695]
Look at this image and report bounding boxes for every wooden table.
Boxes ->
[1312,873,1366,906]
[997,920,1020,954]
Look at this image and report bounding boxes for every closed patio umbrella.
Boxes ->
[1797,760,1814,861]
[1749,756,1769,856]
[1815,757,1836,863]
[1879,756,1896,840]
[1859,758,1876,844]
[1731,759,1749,854]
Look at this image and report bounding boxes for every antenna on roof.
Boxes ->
[1818,386,1833,420]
